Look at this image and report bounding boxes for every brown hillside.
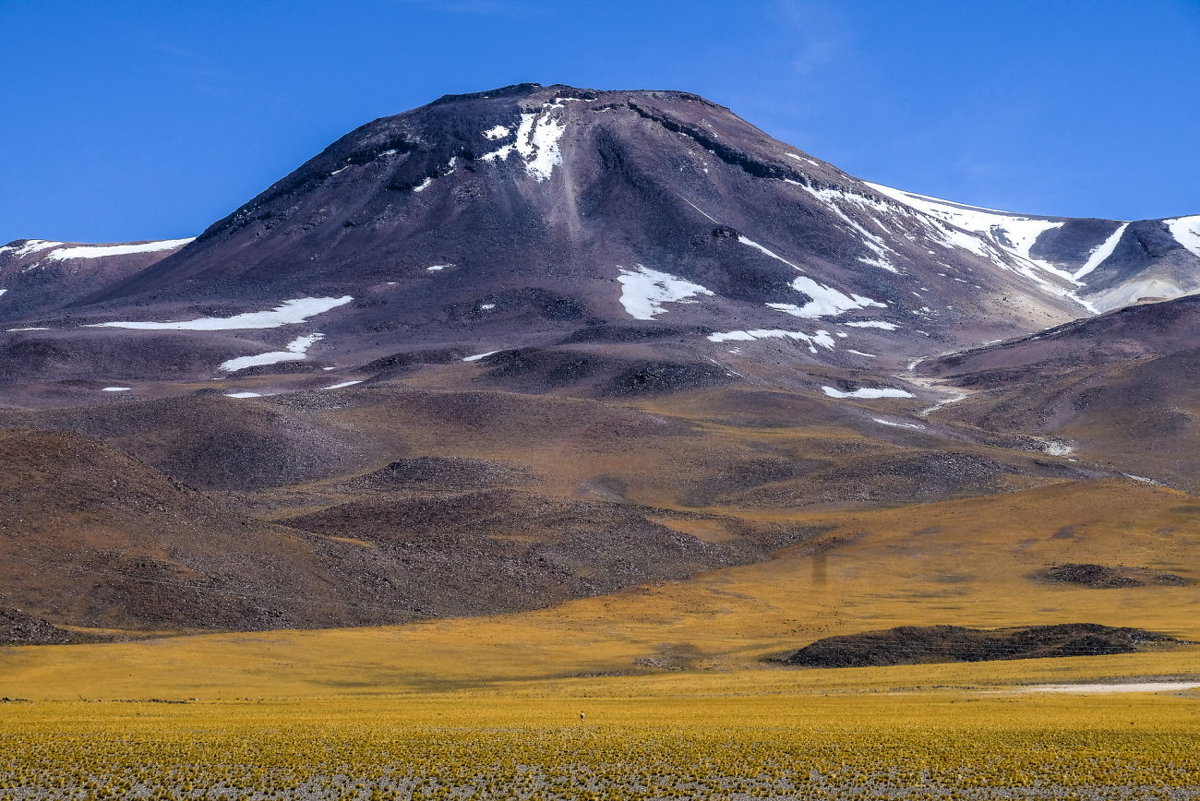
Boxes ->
[0,428,408,633]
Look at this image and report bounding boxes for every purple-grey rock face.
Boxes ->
[87,83,1083,345]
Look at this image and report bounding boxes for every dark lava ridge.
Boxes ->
[772,623,1187,668]
[1034,563,1192,589]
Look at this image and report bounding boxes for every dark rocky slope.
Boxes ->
[776,624,1185,667]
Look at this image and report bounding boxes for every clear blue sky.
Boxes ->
[2,0,1198,244]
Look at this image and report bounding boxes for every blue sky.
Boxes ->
[1,0,1198,244]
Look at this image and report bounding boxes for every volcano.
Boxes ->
[5,83,1196,402]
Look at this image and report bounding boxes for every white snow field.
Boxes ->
[87,297,353,331]
[822,385,914,399]
[219,334,324,373]
[617,265,713,320]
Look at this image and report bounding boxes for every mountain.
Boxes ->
[81,83,1084,344]
[2,83,1195,405]
[1,83,1197,639]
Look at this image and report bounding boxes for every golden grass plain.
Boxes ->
[1,685,1198,800]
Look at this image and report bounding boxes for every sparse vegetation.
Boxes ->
[1,689,1197,800]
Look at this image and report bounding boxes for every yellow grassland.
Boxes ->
[1,690,1197,800]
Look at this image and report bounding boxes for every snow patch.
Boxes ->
[323,380,362,390]
[521,113,566,181]
[463,350,499,362]
[0,239,62,258]
[796,185,902,273]
[917,387,970,418]
[88,296,352,330]
[771,277,886,319]
[479,110,566,181]
[617,265,714,320]
[871,416,924,430]
[427,264,450,272]
[7,326,49,331]
[843,320,898,330]
[45,238,194,260]
[1038,438,1074,457]
[483,125,510,140]
[412,176,433,193]
[226,392,263,399]
[1074,223,1128,279]
[1165,215,1200,260]
[706,328,835,354]
[681,197,720,224]
[822,385,913,399]
[219,334,323,373]
[100,387,131,392]
[867,183,1063,262]
[734,235,885,318]
[784,153,820,166]
[738,235,801,270]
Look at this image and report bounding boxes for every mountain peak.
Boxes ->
[424,82,722,113]
[429,82,546,105]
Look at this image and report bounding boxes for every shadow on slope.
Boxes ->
[282,488,822,616]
